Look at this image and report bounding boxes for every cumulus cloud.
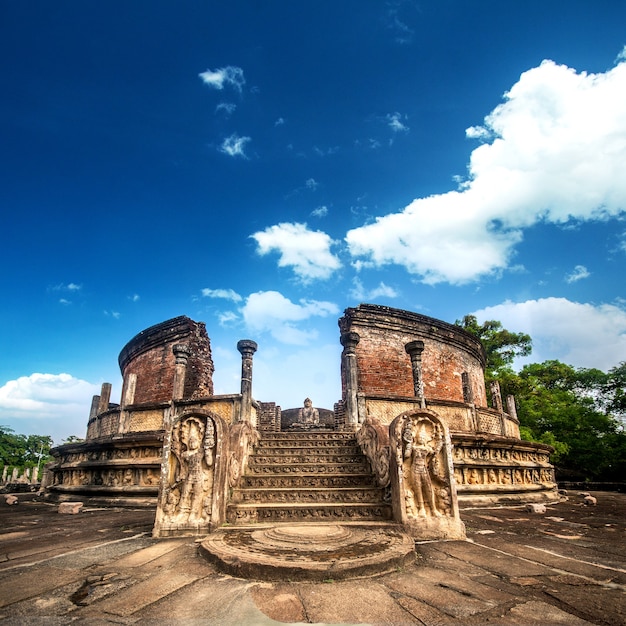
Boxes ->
[201,288,243,302]
[349,279,398,301]
[565,265,591,283]
[242,291,339,345]
[199,66,245,92]
[0,373,100,443]
[472,298,626,371]
[250,222,341,282]
[220,133,251,158]
[347,56,626,284]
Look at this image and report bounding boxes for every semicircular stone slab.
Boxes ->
[200,522,416,581]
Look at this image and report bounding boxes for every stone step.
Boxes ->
[226,503,393,525]
[241,473,377,489]
[260,432,355,439]
[245,461,371,474]
[253,444,362,455]
[248,452,366,465]
[230,486,388,505]
[257,433,357,446]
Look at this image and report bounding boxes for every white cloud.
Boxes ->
[472,298,626,371]
[349,278,398,301]
[387,112,409,133]
[218,311,239,326]
[251,222,341,282]
[220,133,251,158]
[347,56,626,284]
[104,310,121,319]
[565,265,590,283]
[199,66,245,92]
[242,291,339,345]
[305,178,319,190]
[0,373,100,444]
[275,117,285,126]
[311,205,328,218]
[50,282,81,292]
[215,102,237,116]
[201,288,243,303]
[128,294,140,302]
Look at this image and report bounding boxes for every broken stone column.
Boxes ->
[506,394,518,420]
[340,331,360,428]
[490,380,503,412]
[237,340,258,423]
[97,383,112,415]
[172,344,191,401]
[121,372,137,407]
[405,340,426,408]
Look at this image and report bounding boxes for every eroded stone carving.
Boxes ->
[298,397,319,425]
[356,417,391,488]
[390,410,465,540]
[153,414,218,536]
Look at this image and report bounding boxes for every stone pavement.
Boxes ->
[0,492,624,625]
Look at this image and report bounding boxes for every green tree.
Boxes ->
[500,361,626,481]
[455,315,532,376]
[0,426,53,479]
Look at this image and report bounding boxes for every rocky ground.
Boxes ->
[0,491,624,625]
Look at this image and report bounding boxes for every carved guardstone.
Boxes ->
[153,414,219,537]
[389,410,465,540]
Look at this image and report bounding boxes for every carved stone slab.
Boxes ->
[390,409,465,540]
[153,413,222,537]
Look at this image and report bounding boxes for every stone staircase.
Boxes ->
[226,431,392,524]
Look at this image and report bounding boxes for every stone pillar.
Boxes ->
[237,339,258,423]
[121,373,137,408]
[340,331,360,428]
[490,380,503,412]
[97,383,112,415]
[89,395,100,420]
[172,344,191,401]
[2,466,7,483]
[461,372,474,404]
[405,340,426,408]
[506,394,518,421]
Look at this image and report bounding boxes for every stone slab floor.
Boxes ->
[0,492,624,625]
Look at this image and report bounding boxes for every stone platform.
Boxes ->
[1,492,625,624]
[200,522,416,581]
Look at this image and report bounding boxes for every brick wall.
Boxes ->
[118,316,214,405]
[339,305,488,408]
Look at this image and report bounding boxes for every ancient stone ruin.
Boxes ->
[46,304,558,570]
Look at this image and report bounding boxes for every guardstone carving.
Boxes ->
[153,414,219,537]
[390,410,465,540]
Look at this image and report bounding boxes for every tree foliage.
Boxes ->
[0,426,54,479]
[456,315,532,376]
[500,361,626,481]
[457,316,626,480]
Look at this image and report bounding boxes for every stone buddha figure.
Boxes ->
[298,397,319,425]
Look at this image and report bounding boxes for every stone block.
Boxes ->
[5,495,18,505]
[583,495,597,506]
[525,503,546,514]
[59,502,83,514]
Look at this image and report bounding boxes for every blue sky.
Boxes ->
[2,1,626,443]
